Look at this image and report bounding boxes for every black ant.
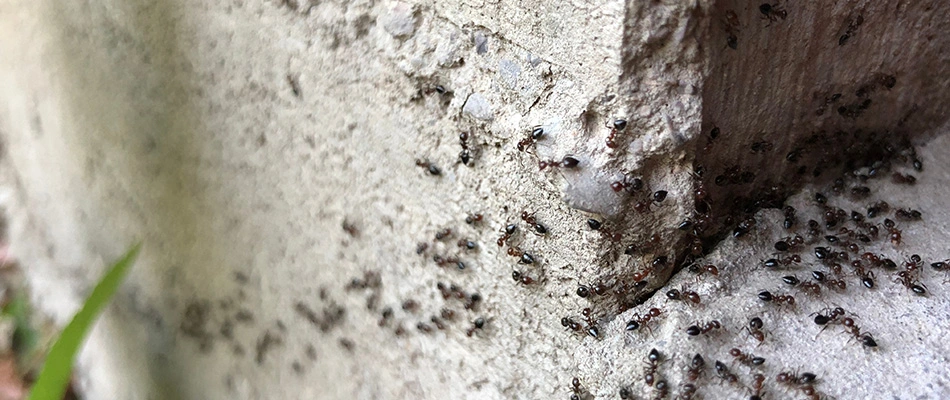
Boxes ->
[538,155,580,171]
[729,348,765,367]
[517,126,544,153]
[685,320,721,336]
[520,211,547,235]
[838,14,863,46]
[605,119,627,149]
[415,159,441,175]
[569,377,589,400]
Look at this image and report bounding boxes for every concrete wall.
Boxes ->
[0,0,948,399]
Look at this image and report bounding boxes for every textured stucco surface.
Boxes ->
[0,0,948,399]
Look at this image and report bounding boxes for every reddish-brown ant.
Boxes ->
[539,155,580,171]
[496,223,517,247]
[458,131,474,165]
[774,235,804,252]
[729,348,765,367]
[666,286,701,305]
[758,290,795,307]
[714,360,740,387]
[777,371,821,399]
[465,317,485,337]
[511,270,535,285]
[625,307,662,333]
[611,175,644,194]
[643,348,661,386]
[751,373,766,398]
[686,353,705,381]
[605,119,627,148]
[506,246,535,264]
[464,213,483,225]
[762,255,801,269]
[520,211,547,235]
[746,317,766,343]
[895,254,926,294]
[892,172,917,185]
[414,158,441,175]
[517,126,544,153]
[811,270,846,290]
[685,320,721,336]
[688,263,720,277]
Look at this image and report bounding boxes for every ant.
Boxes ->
[610,175,644,194]
[688,263,720,277]
[686,353,705,381]
[625,307,663,333]
[853,264,876,288]
[517,126,544,153]
[465,317,485,337]
[758,290,796,307]
[496,223,517,247]
[729,348,765,367]
[643,348,662,386]
[432,254,465,270]
[746,317,766,343]
[783,206,797,230]
[561,317,582,332]
[750,373,766,399]
[506,246,536,264]
[685,320,721,336]
[511,270,535,285]
[761,255,801,269]
[892,172,917,185]
[895,254,927,294]
[811,270,847,290]
[569,377,589,400]
[838,14,863,46]
[415,159,441,175]
[714,361,740,387]
[457,239,477,251]
[539,155,580,171]
[776,371,820,400]
[883,218,902,245]
[458,131,474,165]
[605,118,627,148]
[464,213,483,225]
[520,211,548,235]
[774,235,804,252]
[666,286,701,305]
[895,208,922,221]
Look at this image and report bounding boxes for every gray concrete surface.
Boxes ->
[0,0,948,399]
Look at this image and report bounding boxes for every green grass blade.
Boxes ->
[28,243,141,400]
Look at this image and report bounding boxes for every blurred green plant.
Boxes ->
[28,244,140,400]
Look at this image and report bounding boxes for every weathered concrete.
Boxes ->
[0,0,948,399]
